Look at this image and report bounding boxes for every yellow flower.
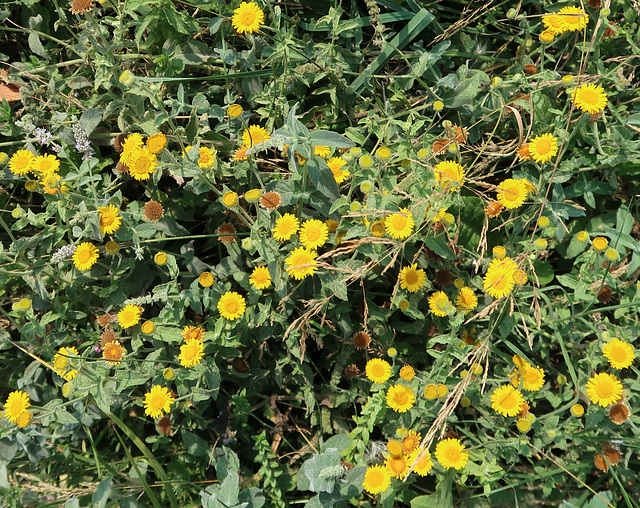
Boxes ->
[272,213,299,242]
[491,384,525,417]
[98,204,122,235]
[53,346,81,381]
[407,449,433,476]
[73,242,99,271]
[483,256,518,299]
[399,365,415,381]
[371,220,386,237]
[249,266,272,290]
[120,133,144,165]
[232,1,264,34]
[542,13,567,35]
[244,188,261,202]
[285,247,318,279]
[386,384,415,413]
[33,154,60,175]
[146,133,167,154]
[592,236,608,252]
[299,219,329,250]
[513,269,528,286]
[496,179,528,209]
[571,403,585,417]
[572,84,607,115]
[437,383,448,398]
[217,291,246,320]
[399,264,426,293]
[105,241,119,255]
[556,6,588,32]
[143,385,174,419]
[602,338,634,369]
[365,358,391,383]
[401,430,421,454]
[227,104,243,118]
[528,134,558,164]
[242,125,270,147]
[118,304,142,328]
[179,338,205,368]
[424,384,438,400]
[128,146,159,181]
[314,146,331,158]
[385,208,414,240]
[222,191,238,208]
[3,390,30,424]
[435,438,468,470]
[8,150,36,176]
[429,291,453,317]
[517,418,531,432]
[387,440,403,457]
[17,409,32,428]
[182,325,205,341]
[102,340,125,366]
[376,146,392,160]
[199,271,214,287]
[141,321,155,334]
[362,465,391,495]
[327,157,350,184]
[198,146,216,169]
[433,160,465,191]
[521,364,545,391]
[586,373,623,407]
[155,252,168,265]
[456,287,478,313]
[385,454,409,479]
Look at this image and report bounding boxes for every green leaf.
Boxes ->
[79,108,104,136]
[298,448,344,494]
[533,260,554,286]
[309,131,355,149]
[182,430,210,458]
[411,469,454,508]
[92,477,112,508]
[307,158,340,203]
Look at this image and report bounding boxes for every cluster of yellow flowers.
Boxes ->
[8,150,66,194]
[119,132,166,180]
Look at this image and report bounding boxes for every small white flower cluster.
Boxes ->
[51,244,77,263]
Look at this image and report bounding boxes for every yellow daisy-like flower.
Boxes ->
[227,104,243,118]
[401,430,421,454]
[385,208,414,240]
[586,373,623,407]
[521,364,545,391]
[327,157,350,184]
[118,304,142,328]
[433,160,465,191]
[429,291,453,317]
[483,256,518,299]
[73,242,99,271]
[249,266,272,289]
[491,384,525,417]
[217,291,246,320]
[272,213,300,242]
[182,325,205,341]
[120,133,144,165]
[199,271,214,287]
[53,346,81,381]
[222,191,238,208]
[513,269,528,286]
[496,179,528,209]
[592,236,608,251]
[9,150,36,176]
[232,1,264,34]
[365,358,392,383]
[102,340,125,366]
[17,410,32,428]
[386,384,415,413]
[424,384,438,400]
[3,390,30,424]
[572,84,608,115]
[407,449,433,476]
[435,438,468,470]
[146,133,167,154]
[528,134,558,164]
[456,287,478,313]
[387,440,403,456]
[244,188,261,202]
[556,6,588,32]
[143,385,174,419]
[242,125,270,147]
[33,154,60,175]
[128,146,159,181]
[198,146,216,169]
[542,13,566,35]
[141,321,155,334]
[299,219,329,250]
[98,204,122,235]
[371,220,386,237]
[314,146,331,158]
[571,403,585,417]
[179,338,205,368]
[602,338,635,369]
[399,365,415,382]
[385,454,409,479]
[362,465,391,495]
[285,247,318,280]
[399,264,426,293]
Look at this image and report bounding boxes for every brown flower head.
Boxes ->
[609,403,630,425]
[597,285,613,304]
[102,340,125,366]
[218,223,237,243]
[114,133,126,153]
[143,200,165,222]
[435,269,455,287]
[485,201,504,218]
[594,446,621,472]
[523,64,537,76]
[70,0,93,14]
[352,331,371,350]
[432,138,448,155]
[344,364,360,378]
[518,401,531,418]
[453,125,468,143]
[259,191,282,210]
[157,416,173,436]
[96,313,118,327]
[100,325,117,347]
[234,358,249,373]
[115,161,129,175]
